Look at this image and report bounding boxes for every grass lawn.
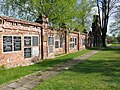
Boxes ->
[0,50,90,85]
[111,43,120,46]
[33,48,120,90]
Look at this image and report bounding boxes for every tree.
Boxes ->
[1,0,76,26]
[0,0,95,32]
[117,33,120,43]
[110,6,120,34]
[97,0,119,47]
[71,0,96,31]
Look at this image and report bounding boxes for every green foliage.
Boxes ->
[111,43,120,46]
[0,0,95,32]
[73,0,95,31]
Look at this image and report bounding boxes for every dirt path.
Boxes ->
[0,50,98,90]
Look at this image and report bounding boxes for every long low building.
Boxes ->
[0,16,86,68]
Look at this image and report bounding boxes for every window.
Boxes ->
[80,39,83,45]
[55,35,59,48]
[24,48,31,58]
[60,35,63,48]
[70,43,74,48]
[49,46,54,53]
[3,36,22,52]
[32,36,38,46]
[48,37,54,45]
[82,39,85,45]
[24,36,39,58]
[55,35,59,40]
[24,36,31,46]
[69,37,74,48]
[3,36,12,52]
[13,36,21,51]
[48,36,54,53]
[75,38,77,45]
[55,41,59,48]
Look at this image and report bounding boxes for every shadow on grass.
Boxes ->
[102,47,120,54]
[87,47,102,50]
[67,48,120,84]
[34,58,72,68]
[69,59,120,83]
[29,50,90,72]
[88,46,120,53]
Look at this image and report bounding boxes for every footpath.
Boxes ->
[0,50,98,90]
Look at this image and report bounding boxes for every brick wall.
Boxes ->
[0,16,86,68]
[0,16,41,68]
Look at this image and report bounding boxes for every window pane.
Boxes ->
[3,36,12,52]
[70,43,74,48]
[60,42,63,48]
[14,36,21,51]
[48,37,54,45]
[55,35,59,40]
[70,38,72,42]
[52,37,54,45]
[75,38,77,45]
[55,41,59,48]
[49,46,53,53]
[32,36,38,46]
[24,36,31,46]
[24,48,31,58]
[60,35,63,48]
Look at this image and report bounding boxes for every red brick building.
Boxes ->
[0,16,86,68]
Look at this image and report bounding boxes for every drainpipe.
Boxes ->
[41,26,44,59]
[65,30,69,54]
[78,32,80,51]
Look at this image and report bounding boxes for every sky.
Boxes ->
[107,17,115,36]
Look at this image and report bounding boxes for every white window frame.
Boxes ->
[32,35,39,47]
[24,35,32,47]
[48,35,54,53]
[55,35,59,48]
[74,38,77,45]
[69,37,75,48]
[24,35,39,58]
[13,36,22,51]
[2,35,22,53]
[60,34,64,48]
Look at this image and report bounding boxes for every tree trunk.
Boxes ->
[102,28,107,47]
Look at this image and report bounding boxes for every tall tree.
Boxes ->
[1,0,76,26]
[97,0,119,47]
[71,0,96,31]
[110,6,120,34]
[0,0,95,32]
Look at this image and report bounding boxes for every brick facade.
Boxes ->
[0,16,86,68]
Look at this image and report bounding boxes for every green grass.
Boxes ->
[0,50,90,85]
[111,43,120,46]
[33,48,120,90]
